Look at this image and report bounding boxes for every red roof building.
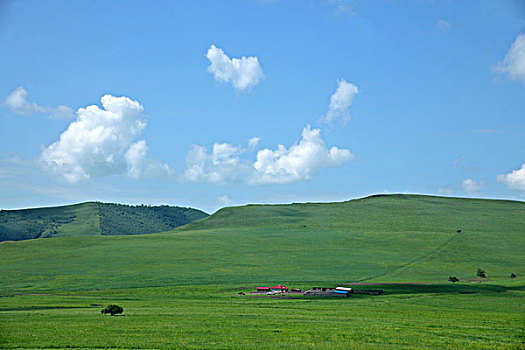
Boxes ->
[272,285,288,292]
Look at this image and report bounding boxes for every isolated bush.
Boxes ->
[101,304,123,316]
[510,273,516,278]
[476,268,487,278]
[448,276,459,283]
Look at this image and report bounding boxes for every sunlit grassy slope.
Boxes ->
[1,194,523,293]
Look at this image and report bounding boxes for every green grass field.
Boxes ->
[1,194,524,348]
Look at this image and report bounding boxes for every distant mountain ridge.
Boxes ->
[0,202,208,241]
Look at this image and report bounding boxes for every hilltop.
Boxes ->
[1,194,523,292]
[0,202,208,241]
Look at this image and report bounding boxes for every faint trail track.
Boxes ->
[356,233,460,283]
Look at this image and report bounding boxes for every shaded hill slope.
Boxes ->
[0,202,208,241]
[0,194,523,292]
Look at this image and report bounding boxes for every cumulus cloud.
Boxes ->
[4,87,74,119]
[462,178,483,194]
[497,163,525,191]
[251,125,353,184]
[206,45,264,92]
[493,33,525,83]
[321,79,359,125]
[181,142,245,183]
[40,94,170,183]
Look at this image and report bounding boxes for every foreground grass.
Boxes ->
[1,282,523,349]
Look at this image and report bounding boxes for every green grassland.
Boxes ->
[0,202,208,241]
[0,194,524,348]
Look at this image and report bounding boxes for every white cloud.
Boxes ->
[462,178,483,194]
[251,125,353,184]
[4,87,74,119]
[5,87,46,115]
[41,94,170,183]
[493,33,525,83]
[248,137,261,149]
[206,45,264,92]
[49,105,75,120]
[321,79,359,125]
[497,163,525,191]
[435,19,451,32]
[123,140,171,179]
[181,142,244,183]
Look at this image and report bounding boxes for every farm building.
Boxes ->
[303,286,356,297]
[332,287,352,297]
[303,287,335,296]
[272,285,288,292]
[256,287,271,293]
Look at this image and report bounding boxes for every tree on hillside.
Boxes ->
[101,305,123,316]
[510,273,516,278]
[476,268,487,278]
[448,276,459,283]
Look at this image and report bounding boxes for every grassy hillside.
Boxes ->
[1,194,524,349]
[0,202,208,241]
[1,194,523,292]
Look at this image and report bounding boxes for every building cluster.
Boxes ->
[252,285,358,297]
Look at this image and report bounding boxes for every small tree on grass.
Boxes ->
[510,273,517,279]
[448,276,459,283]
[101,305,123,316]
[476,268,487,278]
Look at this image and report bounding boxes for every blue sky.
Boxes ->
[1,0,524,213]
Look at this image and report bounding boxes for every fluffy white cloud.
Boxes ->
[181,142,244,183]
[5,87,45,115]
[125,140,148,179]
[252,125,353,184]
[41,94,170,183]
[206,45,264,92]
[4,87,74,119]
[497,163,525,191]
[321,79,359,124]
[494,33,525,83]
[462,178,483,194]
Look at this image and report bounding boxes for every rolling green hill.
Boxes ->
[0,202,208,241]
[1,194,524,349]
[1,194,523,292]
